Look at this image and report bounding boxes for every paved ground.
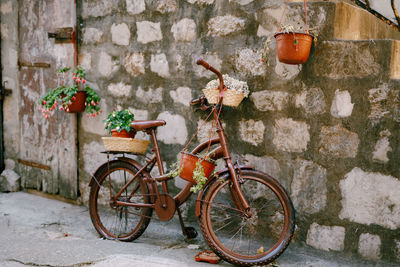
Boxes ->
[0,192,395,267]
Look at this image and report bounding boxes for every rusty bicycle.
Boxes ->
[88,59,295,266]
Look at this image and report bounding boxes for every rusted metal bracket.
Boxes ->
[18,159,51,171]
[18,61,51,69]
[0,81,12,101]
[48,27,75,43]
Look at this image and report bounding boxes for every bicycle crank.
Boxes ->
[155,194,176,221]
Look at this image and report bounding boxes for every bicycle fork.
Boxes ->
[216,119,251,216]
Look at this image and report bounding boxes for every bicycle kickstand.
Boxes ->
[176,206,198,239]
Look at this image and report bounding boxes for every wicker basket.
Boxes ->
[202,88,245,107]
[102,137,150,154]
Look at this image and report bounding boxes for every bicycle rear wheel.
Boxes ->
[200,169,295,266]
[89,160,152,241]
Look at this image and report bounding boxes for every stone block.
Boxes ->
[273,118,310,152]
[82,0,118,18]
[230,0,254,5]
[319,125,359,158]
[295,87,326,115]
[358,233,381,260]
[136,87,163,103]
[157,112,187,145]
[208,15,245,36]
[186,0,214,5]
[235,49,266,76]
[5,158,15,170]
[98,52,113,77]
[82,28,103,44]
[368,84,390,120]
[291,159,327,214]
[171,18,196,42]
[339,167,400,230]
[0,169,20,192]
[239,120,265,146]
[124,53,145,77]
[275,59,301,80]
[136,21,162,44]
[372,130,392,163]
[126,0,145,15]
[306,222,345,251]
[150,53,170,78]
[170,87,192,106]
[111,23,130,46]
[313,41,381,79]
[243,154,281,179]
[156,0,178,13]
[251,90,289,111]
[330,89,354,118]
[108,82,132,97]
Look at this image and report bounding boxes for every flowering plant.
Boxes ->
[104,109,135,134]
[38,66,101,119]
[204,74,250,97]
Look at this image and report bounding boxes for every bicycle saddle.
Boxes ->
[130,120,166,131]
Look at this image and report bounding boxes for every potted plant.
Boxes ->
[104,109,136,138]
[38,66,101,118]
[202,74,250,107]
[273,24,314,65]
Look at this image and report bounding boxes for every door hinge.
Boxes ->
[48,27,75,43]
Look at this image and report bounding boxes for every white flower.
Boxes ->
[205,74,250,97]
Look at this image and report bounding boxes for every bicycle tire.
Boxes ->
[200,169,295,266]
[89,160,152,241]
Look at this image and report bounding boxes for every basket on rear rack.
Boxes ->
[102,137,149,154]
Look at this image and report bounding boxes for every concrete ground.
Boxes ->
[0,192,395,267]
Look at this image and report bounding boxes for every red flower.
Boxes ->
[82,80,86,84]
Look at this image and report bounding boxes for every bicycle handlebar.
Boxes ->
[196,58,224,93]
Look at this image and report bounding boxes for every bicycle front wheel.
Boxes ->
[200,170,295,266]
[89,160,152,241]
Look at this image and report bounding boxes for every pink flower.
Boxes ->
[73,76,76,80]
[76,78,80,83]
[82,80,86,84]
[45,115,49,119]
[84,102,87,106]
[72,96,76,101]
[92,114,96,118]
[38,106,42,111]
[87,114,90,118]
[43,100,46,105]
[66,108,70,112]
[59,106,63,110]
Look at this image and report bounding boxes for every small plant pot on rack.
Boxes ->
[203,88,245,107]
[111,129,136,138]
[102,137,149,154]
[179,152,216,184]
[274,32,313,65]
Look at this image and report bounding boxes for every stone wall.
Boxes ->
[75,0,400,262]
[1,0,400,263]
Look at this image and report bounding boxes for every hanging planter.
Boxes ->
[274,32,313,64]
[262,0,316,65]
[38,66,101,118]
[179,152,216,186]
[63,90,87,113]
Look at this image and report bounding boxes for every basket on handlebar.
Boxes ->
[202,88,245,107]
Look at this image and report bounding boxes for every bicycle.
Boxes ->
[88,59,295,266]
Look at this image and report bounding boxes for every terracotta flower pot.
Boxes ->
[111,129,136,138]
[179,152,216,184]
[64,91,87,113]
[274,32,313,65]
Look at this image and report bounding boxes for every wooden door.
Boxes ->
[18,0,78,199]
